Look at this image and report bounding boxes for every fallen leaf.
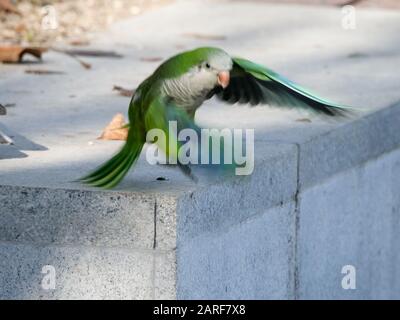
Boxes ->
[0,46,47,63]
[0,104,6,116]
[140,56,163,62]
[113,85,135,97]
[25,69,65,75]
[98,113,129,141]
[182,33,226,41]
[296,118,312,123]
[0,0,21,15]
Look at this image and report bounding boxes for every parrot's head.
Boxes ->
[192,47,233,90]
[172,47,233,100]
[161,47,233,105]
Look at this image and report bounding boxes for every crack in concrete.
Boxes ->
[293,142,301,300]
[151,198,158,299]
[153,198,157,250]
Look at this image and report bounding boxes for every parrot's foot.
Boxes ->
[156,163,198,182]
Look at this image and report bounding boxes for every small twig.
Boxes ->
[25,69,65,75]
[63,49,123,58]
[140,56,163,62]
[50,47,92,69]
[113,85,135,97]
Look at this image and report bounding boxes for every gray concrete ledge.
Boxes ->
[175,102,400,300]
[1,102,399,299]
[299,101,400,189]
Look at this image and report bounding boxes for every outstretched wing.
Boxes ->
[215,57,355,117]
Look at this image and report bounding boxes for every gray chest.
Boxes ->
[162,74,216,115]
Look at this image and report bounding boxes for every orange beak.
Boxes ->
[217,71,230,89]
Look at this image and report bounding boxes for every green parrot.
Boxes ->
[80,47,353,188]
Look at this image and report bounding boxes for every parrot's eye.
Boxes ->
[205,62,211,69]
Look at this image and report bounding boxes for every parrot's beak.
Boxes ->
[217,71,230,89]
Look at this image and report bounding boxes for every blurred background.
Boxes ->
[0,0,171,46]
[1,0,399,47]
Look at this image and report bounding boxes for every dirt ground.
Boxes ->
[0,0,171,46]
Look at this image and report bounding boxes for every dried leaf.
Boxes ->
[140,56,163,62]
[182,33,226,41]
[0,46,47,63]
[25,69,65,75]
[98,113,129,141]
[0,104,6,116]
[0,0,21,15]
[113,85,135,97]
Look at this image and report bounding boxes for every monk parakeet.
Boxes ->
[80,47,353,188]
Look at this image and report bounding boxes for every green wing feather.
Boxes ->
[216,57,356,117]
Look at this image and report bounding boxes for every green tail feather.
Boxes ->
[80,88,146,189]
[80,140,143,189]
